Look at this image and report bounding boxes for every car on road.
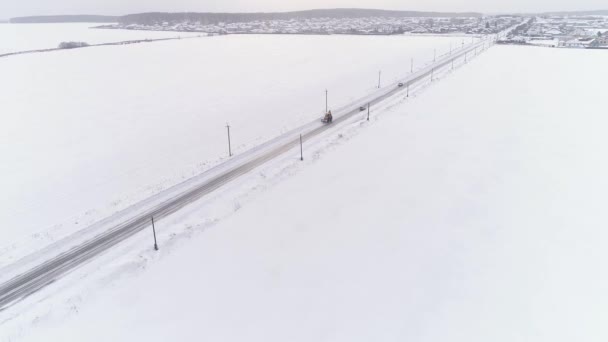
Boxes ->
[398,82,405,87]
[359,106,367,111]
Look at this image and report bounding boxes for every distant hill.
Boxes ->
[540,9,608,16]
[119,8,483,25]
[10,15,119,23]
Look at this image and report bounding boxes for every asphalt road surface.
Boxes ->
[0,35,496,311]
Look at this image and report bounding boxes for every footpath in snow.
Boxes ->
[5,45,608,341]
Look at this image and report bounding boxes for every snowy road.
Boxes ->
[0,35,495,310]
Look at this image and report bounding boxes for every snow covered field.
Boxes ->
[0,23,200,54]
[0,34,468,256]
[3,44,608,341]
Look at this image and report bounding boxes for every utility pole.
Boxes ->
[226,123,232,157]
[367,103,370,121]
[325,89,328,113]
[378,71,381,88]
[407,83,409,97]
[431,68,434,82]
[299,134,303,161]
[411,58,414,73]
[151,216,159,251]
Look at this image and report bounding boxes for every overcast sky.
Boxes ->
[2,0,606,19]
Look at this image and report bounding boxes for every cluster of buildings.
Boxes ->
[99,16,521,36]
[501,16,608,48]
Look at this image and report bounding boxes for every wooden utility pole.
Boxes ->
[151,217,159,251]
[226,124,232,157]
[299,134,304,161]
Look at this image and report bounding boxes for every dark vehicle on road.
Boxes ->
[322,111,333,124]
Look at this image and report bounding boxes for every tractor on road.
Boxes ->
[322,110,333,124]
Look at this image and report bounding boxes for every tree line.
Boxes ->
[119,9,483,26]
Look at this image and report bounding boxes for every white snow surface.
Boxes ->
[5,45,608,341]
[0,23,199,54]
[0,34,467,262]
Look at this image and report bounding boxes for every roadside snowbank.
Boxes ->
[8,45,608,341]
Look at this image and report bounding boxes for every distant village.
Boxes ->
[95,12,608,49]
[97,16,520,36]
[500,15,608,48]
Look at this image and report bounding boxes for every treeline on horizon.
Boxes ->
[9,8,608,24]
[9,9,482,24]
[119,9,483,25]
[9,15,119,23]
